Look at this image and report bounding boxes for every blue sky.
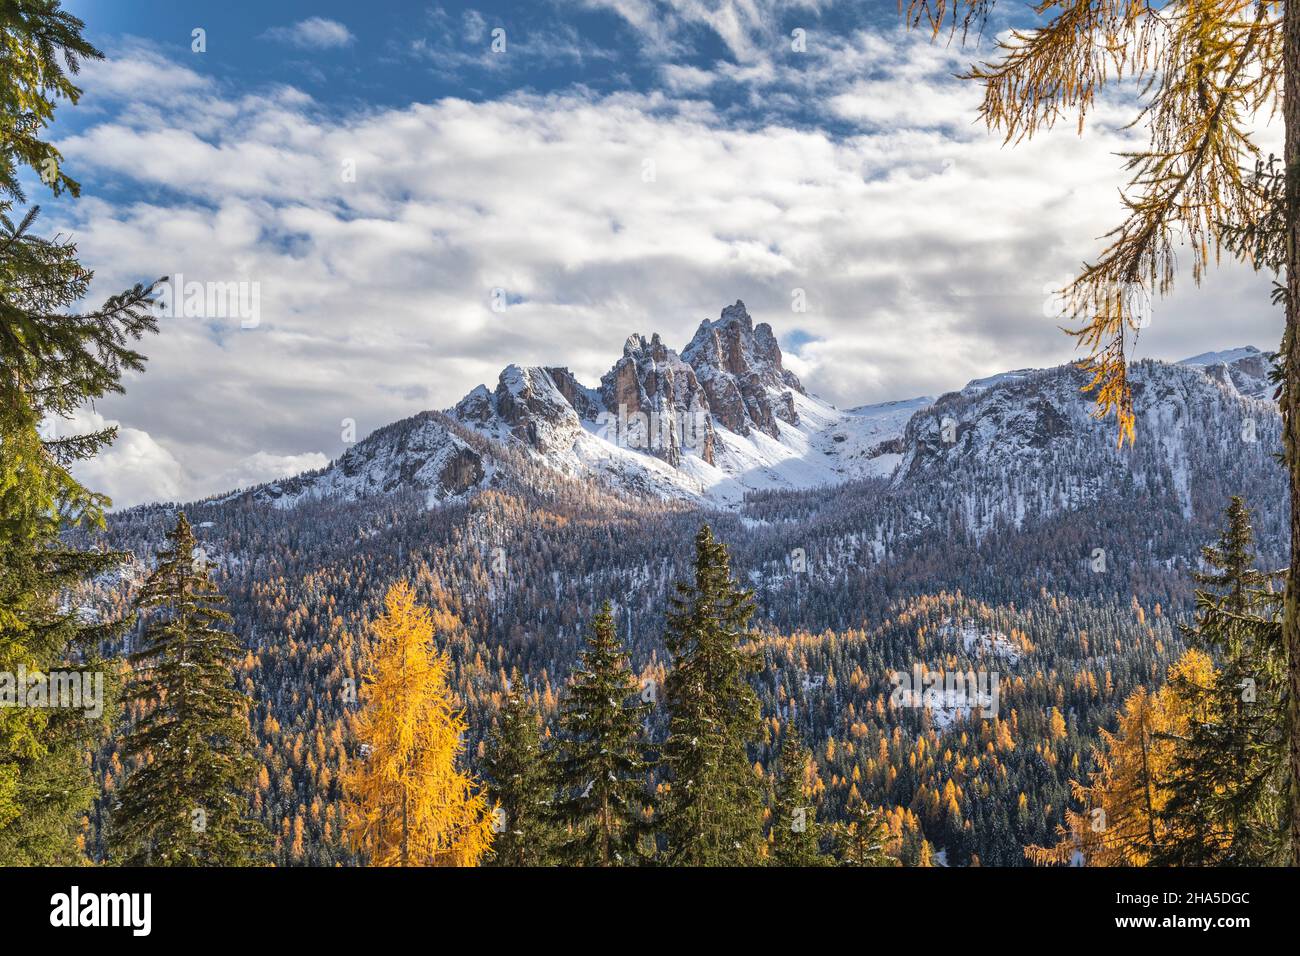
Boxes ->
[63,1,917,116]
[39,1,1282,506]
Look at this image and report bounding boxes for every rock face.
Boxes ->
[893,358,1278,532]
[438,445,485,494]
[681,300,804,438]
[491,365,585,455]
[598,333,715,466]
[451,384,495,425]
[446,301,808,471]
[1178,346,1272,401]
[253,411,488,506]
[546,367,603,420]
[453,365,596,457]
[233,291,1275,515]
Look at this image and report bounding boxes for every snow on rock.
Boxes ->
[1178,345,1272,401]
[892,356,1277,532]
[680,300,805,438]
[213,306,1273,516]
[940,618,1021,665]
[251,411,491,508]
[440,301,928,507]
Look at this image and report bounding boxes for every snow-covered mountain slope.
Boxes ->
[235,301,922,509]
[1177,345,1272,400]
[250,411,495,508]
[219,295,1274,512]
[441,300,925,505]
[892,356,1279,534]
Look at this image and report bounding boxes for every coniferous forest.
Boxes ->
[1,0,1298,902]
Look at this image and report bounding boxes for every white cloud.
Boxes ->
[209,451,331,494]
[55,410,327,508]
[58,410,186,508]
[261,17,355,50]
[584,0,834,63]
[661,63,716,93]
[409,8,615,75]
[461,9,488,43]
[49,34,1281,507]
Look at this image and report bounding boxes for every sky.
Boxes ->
[37,0,1284,507]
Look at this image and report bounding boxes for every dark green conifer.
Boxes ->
[550,601,650,865]
[0,0,159,863]
[833,800,897,867]
[111,515,265,866]
[769,725,824,866]
[1158,496,1288,865]
[0,0,101,200]
[659,525,764,865]
[484,674,554,866]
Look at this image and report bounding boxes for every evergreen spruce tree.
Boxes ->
[0,0,100,200]
[550,601,649,865]
[0,0,159,863]
[1195,496,1268,616]
[769,725,824,866]
[832,800,896,867]
[483,674,554,866]
[1156,496,1289,865]
[110,515,265,866]
[659,525,764,865]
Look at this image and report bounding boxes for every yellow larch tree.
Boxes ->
[343,582,494,867]
[1026,649,1220,866]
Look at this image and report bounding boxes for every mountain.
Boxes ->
[881,357,1280,550]
[679,301,805,438]
[235,302,1277,520]
[247,411,493,509]
[93,311,1287,870]
[251,301,928,508]
[1177,345,1273,401]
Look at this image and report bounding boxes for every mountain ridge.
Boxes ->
[199,302,1275,513]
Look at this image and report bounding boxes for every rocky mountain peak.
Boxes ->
[621,331,671,363]
[236,317,1277,519]
[718,299,754,329]
[600,332,714,466]
[1178,345,1272,401]
[681,300,804,438]
[452,365,586,456]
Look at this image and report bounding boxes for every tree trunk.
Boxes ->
[1138,717,1159,853]
[1286,0,1300,867]
[401,790,409,867]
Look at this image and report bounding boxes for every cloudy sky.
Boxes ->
[43,0,1282,507]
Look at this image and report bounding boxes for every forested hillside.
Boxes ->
[3,0,1294,886]
[73,351,1285,864]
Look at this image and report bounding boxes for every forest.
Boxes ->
[0,0,1294,870]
